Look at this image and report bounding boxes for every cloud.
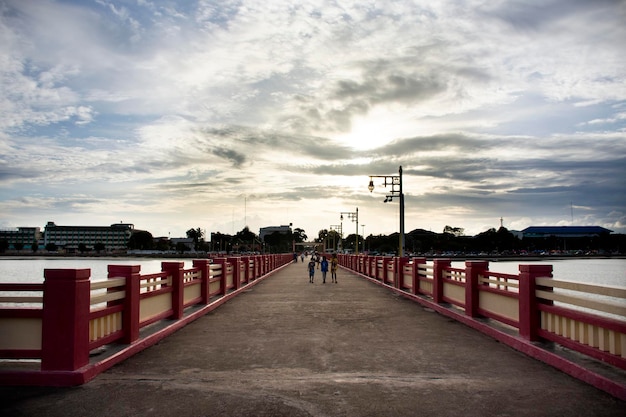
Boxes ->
[0,0,624,238]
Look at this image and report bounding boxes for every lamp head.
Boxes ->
[368,178,375,192]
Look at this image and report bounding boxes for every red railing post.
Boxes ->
[227,257,241,290]
[240,256,249,284]
[108,265,141,344]
[519,264,553,341]
[193,259,211,304]
[465,261,489,318]
[397,257,409,289]
[374,256,382,280]
[360,254,365,276]
[162,262,185,320]
[252,255,259,279]
[432,259,451,304]
[381,257,389,283]
[41,269,91,371]
[212,258,229,295]
[411,257,427,295]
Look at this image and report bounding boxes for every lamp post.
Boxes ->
[330,224,341,252]
[340,208,359,255]
[361,224,366,253]
[368,166,405,257]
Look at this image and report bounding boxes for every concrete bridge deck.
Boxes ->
[1,260,624,416]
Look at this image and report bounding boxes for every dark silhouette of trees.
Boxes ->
[128,230,154,250]
[94,242,106,253]
[186,227,204,250]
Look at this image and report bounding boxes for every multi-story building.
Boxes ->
[0,227,42,249]
[44,221,135,251]
[259,225,292,241]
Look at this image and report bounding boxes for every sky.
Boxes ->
[1,0,625,242]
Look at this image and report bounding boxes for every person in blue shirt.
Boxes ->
[320,256,329,283]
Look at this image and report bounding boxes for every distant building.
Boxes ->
[170,237,195,251]
[259,225,292,241]
[44,221,136,251]
[521,226,612,238]
[0,227,42,249]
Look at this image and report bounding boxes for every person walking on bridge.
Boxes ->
[330,252,338,283]
[307,258,316,283]
[321,256,329,283]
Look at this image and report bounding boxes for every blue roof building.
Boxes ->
[521,226,613,238]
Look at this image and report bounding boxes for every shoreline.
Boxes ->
[1,253,624,262]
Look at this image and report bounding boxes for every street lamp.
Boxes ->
[340,208,359,255]
[330,224,341,252]
[361,224,366,253]
[368,166,405,257]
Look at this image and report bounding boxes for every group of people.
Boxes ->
[307,252,338,284]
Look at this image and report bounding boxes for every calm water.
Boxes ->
[0,257,195,283]
[1,257,624,320]
[0,256,624,286]
[452,258,626,287]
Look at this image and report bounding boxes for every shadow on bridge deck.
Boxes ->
[1,259,624,416]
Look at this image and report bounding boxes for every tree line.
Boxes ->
[318,226,624,256]
[2,224,623,255]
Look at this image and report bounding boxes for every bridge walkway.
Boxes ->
[1,259,624,416]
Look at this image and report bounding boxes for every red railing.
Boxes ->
[335,253,626,400]
[0,254,293,386]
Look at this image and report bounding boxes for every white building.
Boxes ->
[44,221,135,250]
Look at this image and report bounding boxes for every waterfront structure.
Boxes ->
[0,227,41,249]
[43,221,136,251]
[0,254,294,386]
[170,237,195,251]
[522,226,613,238]
[259,225,291,241]
[334,253,626,400]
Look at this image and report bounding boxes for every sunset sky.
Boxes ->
[1,0,625,241]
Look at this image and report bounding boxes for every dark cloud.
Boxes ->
[485,0,622,31]
[333,72,444,105]
[212,146,246,167]
[0,164,42,181]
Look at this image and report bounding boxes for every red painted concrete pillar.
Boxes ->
[193,259,211,304]
[361,255,366,276]
[162,262,185,319]
[397,257,409,289]
[465,261,489,318]
[252,256,258,277]
[374,256,383,280]
[41,269,91,371]
[227,257,241,290]
[383,257,393,284]
[240,256,249,284]
[519,264,553,341]
[432,259,451,304]
[108,265,141,344]
[212,258,228,295]
[411,257,427,295]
